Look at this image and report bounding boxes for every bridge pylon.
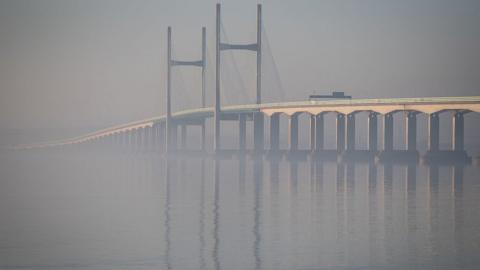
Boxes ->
[215,4,264,153]
[166,26,206,153]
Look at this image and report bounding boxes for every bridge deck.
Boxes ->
[14,96,480,149]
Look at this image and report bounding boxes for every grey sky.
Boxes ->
[1,0,479,131]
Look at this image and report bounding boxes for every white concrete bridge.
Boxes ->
[13,4,480,163]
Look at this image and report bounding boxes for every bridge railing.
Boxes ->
[12,96,480,150]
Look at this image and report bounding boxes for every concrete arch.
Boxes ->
[427,108,472,115]
[260,102,480,116]
[291,111,315,117]
[268,111,287,117]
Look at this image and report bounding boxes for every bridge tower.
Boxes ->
[215,4,263,153]
[166,26,206,153]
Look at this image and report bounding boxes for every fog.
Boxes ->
[1,0,480,146]
[2,2,480,269]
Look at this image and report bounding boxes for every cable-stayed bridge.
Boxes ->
[13,4,480,163]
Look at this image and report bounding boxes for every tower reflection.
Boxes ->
[156,155,469,270]
[452,165,464,268]
[213,159,220,270]
[253,158,263,270]
[164,158,174,270]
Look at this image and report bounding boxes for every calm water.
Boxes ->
[1,151,480,270]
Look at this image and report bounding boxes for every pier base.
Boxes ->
[377,150,419,163]
[340,150,376,162]
[422,150,470,165]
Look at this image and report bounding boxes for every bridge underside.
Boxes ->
[14,96,480,164]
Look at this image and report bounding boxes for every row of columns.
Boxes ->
[261,110,465,153]
[76,110,465,155]
[83,120,207,153]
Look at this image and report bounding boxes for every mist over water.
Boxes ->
[1,1,480,269]
[1,150,479,270]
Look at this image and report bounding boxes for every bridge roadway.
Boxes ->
[14,96,480,162]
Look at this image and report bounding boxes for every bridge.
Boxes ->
[13,4,480,163]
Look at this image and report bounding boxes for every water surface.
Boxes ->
[1,151,479,270]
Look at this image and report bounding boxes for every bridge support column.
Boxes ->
[140,129,145,152]
[289,114,299,151]
[270,114,280,151]
[136,129,143,152]
[239,114,247,152]
[214,114,221,153]
[159,123,166,152]
[147,126,154,152]
[214,4,221,153]
[181,124,187,150]
[383,113,394,151]
[452,111,464,151]
[121,132,127,150]
[368,112,378,152]
[201,120,206,152]
[254,113,264,153]
[131,131,136,151]
[336,114,345,152]
[158,125,164,152]
[141,128,146,151]
[118,133,123,149]
[130,131,136,152]
[144,126,151,152]
[254,4,263,154]
[145,127,151,152]
[310,115,316,151]
[428,113,439,151]
[406,112,417,151]
[123,132,129,150]
[125,132,131,150]
[166,26,174,154]
[315,114,324,151]
[137,130,143,152]
[346,113,356,151]
[168,124,178,152]
[111,134,117,149]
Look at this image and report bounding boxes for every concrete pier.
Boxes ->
[310,115,316,151]
[383,113,394,152]
[368,112,378,152]
[181,124,187,149]
[406,112,417,151]
[169,124,177,152]
[253,113,264,153]
[150,125,157,151]
[315,114,324,151]
[452,111,464,151]
[201,121,206,152]
[239,114,247,151]
[428,113,440,151]
[346,113,356,151]
[158,123,166,152]
[136,128,142,151]
[289,114,299,151]
[270,114,280,151]
[336,114,345,152]
[145,126,153,152]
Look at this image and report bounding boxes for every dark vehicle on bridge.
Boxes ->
[309,91,352,100]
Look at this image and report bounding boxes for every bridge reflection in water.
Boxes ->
[1,150,479,270]
[156,153,476,270]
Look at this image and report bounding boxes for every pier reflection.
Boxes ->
[164,159,173,270]
[156,154,472,270]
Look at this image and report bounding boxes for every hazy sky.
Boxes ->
[1,0,479,130]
